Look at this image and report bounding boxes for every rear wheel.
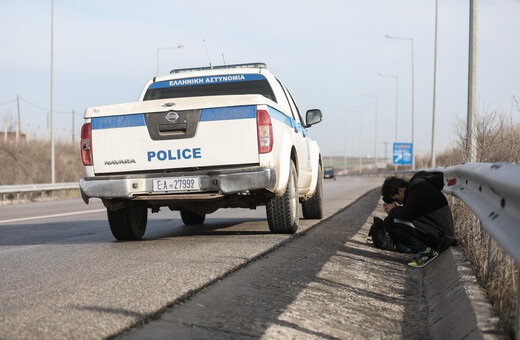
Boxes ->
[180,210,206,225]
[107,202,147,240]
[266,160,299,234]
[302,164,324,219]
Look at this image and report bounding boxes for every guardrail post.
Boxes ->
[488,238,499,275]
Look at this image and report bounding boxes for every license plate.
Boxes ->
[152,177,200,192]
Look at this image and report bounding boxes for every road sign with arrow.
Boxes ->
[393,143,413,165]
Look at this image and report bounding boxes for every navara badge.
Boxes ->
[165,111,180,123]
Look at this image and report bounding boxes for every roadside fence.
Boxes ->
[351,162,520,336]
[0,182,79,202]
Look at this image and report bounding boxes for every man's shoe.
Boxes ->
[408,247,438,268]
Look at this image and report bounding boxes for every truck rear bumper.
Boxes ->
[79,167,276,204]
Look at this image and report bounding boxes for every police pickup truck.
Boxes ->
[80,63,323,240]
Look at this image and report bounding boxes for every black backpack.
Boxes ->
[368,216,396,251]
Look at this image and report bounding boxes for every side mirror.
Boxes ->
[306,109,322,127]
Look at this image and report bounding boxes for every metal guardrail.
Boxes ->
[0,182,79,201]
[351,162,520,334]
[441,163,520,264]
[441,162,520,337]
[351,162,520,263]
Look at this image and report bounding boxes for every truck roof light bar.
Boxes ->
[170,63,267,74]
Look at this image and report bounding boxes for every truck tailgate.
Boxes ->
[91,105,259,174]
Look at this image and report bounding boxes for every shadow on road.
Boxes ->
[114,188,428,339]
[0,217,270,246]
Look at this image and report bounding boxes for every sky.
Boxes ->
[1,0,519,159]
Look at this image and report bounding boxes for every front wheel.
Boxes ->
[107,202,148,241]
[302,164,324,219]
[266,160,299,234]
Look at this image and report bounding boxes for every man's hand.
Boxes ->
[383,202,396,214]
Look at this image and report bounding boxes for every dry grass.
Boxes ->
[431,100,520,338]
[0,139,83,185]
[451,198,518,337]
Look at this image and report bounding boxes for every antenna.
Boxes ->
[203,39,212,68]
[222,52,226,65]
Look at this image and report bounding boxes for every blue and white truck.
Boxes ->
[80,63,323,240]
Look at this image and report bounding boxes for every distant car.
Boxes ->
[324,166,335,179]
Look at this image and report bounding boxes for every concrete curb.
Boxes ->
[424,247,507,339]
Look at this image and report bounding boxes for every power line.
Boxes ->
[17,97,73,114]
[19,97,49,111]
[0,99,17,106]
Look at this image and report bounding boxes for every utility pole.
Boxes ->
[50,0,55,183]
[157,45,184,76]
[384,141,388,165]
[431,0,439,168]
[467,0,478,163]
[343,122,347,174]
[361,94,379,169]
[16,94,21,142]
[72,110,75,145]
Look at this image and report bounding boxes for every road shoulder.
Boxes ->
[116,188,506,339]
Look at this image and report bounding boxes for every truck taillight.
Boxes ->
[257,110,273,154]
[81,123,92,166]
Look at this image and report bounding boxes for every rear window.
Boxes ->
[143,74,276,102]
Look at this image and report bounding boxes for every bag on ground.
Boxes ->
[368,216,396,251]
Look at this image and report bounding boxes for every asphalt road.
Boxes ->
[0,176,383,339]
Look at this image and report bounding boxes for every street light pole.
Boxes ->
[16,94,21,141]
[157,45,184,76]
[362,94,379,169]
[467,0,478,163]
[343,122,347,174]
[347,110,363,173]
[359,112,362,174]
[50,0,55,183]
[378,73,399,142]
[431,0,439,168]
[386,34,415,169]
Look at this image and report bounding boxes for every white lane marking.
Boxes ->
[0,209,106,224]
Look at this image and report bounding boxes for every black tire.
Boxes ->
[107,202,147,241]
[180,210,206,225]
[266,160,299,234]
[302,164,324,219]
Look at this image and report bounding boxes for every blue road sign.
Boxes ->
[393,143,413,165]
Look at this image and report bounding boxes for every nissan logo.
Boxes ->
[165,111,180,123]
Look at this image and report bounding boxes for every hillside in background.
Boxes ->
[0,140,83,185]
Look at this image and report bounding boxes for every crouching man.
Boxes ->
[382,171,455,268]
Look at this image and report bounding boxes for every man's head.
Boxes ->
[382,176,408,205]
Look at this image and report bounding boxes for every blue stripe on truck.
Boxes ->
[91,115,146,130]
[199,106,256,121]
[268,106,313,140]
[91,106,256,130]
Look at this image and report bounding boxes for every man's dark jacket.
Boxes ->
[385,171,454,251]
